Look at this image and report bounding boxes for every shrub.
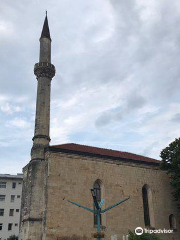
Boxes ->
[57,235,90,240]
[8,235,18,240]
[128,230,162,240]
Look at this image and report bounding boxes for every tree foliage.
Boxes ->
[160,138,180,209]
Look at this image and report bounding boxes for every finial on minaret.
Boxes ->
[40,11,51,40]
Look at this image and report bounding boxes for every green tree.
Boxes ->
[160,138,180,209]
[128,231,161,240]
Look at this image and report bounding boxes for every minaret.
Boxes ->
[20,13,55,240]
[32,12,55,160]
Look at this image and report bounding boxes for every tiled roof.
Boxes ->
[49,143,160,165]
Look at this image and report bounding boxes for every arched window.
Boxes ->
[93,180,101,225]
[142,184,155,228]
[94,181,101,202]
[142,185,150,226]
[169,214,177,231]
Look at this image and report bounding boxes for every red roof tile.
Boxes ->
[49,143,160,165]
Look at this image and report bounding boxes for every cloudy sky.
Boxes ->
[1,0,180,174]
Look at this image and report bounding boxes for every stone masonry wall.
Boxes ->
[20,160,46,240]
[45,151,180,240]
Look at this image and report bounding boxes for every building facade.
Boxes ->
[0,174,23,240]
[20,15,180,240]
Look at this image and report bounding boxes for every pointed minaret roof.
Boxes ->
[40,11,51,40]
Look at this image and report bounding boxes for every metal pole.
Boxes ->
[97,210,101,240]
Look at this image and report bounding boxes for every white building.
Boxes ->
[0,174,23,240]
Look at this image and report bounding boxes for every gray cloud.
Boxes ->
[171,113,180,122]
[95,92,146,127]
[126,93,146,111]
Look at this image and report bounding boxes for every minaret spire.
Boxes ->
[40,11,51,41]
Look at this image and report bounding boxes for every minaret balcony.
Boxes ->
[34,62,55,79]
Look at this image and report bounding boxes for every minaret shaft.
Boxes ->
[34,76,51,141]
[31,16,55,160]
[20,14,55,240]
[39,38,51,63]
